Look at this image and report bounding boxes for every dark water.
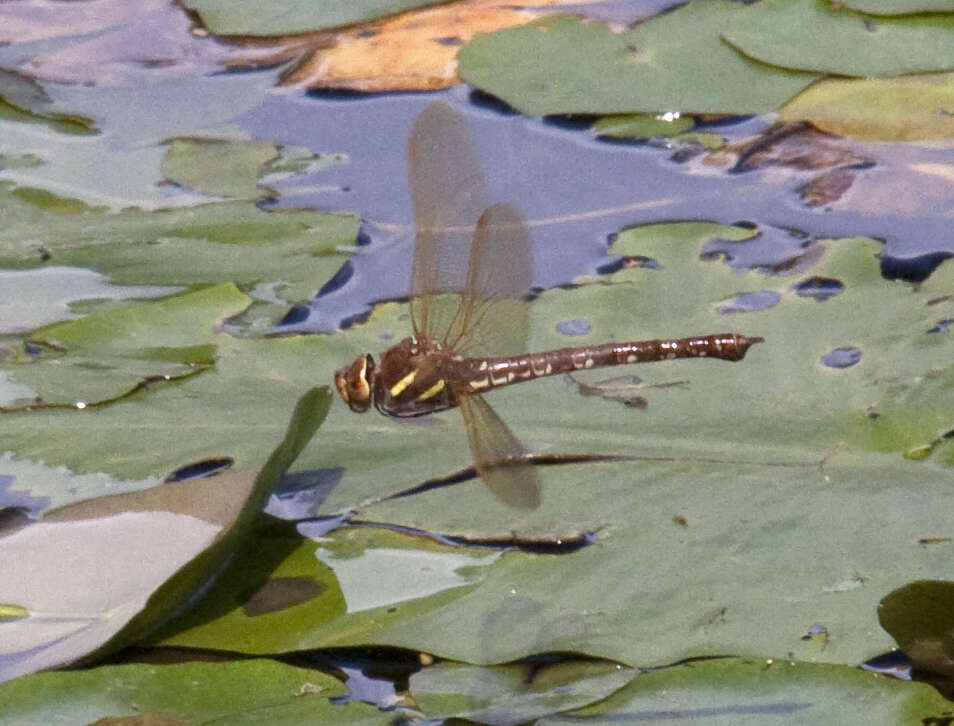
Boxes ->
[236,87,954,334]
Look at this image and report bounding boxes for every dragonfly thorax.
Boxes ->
[371,336,462,417]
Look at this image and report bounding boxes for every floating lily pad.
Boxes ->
[0,267,180,335]
[0,70,96,136]
[0,660,385,726]
[410,658,636,725]
[144,223,954,674]
[724,0,954,78]
[161,138,281,200]
[878,580,954,677]
[592,114,695,139]
[183,0,449,35]
[0,385,330,680]
[779,73,954,141]
[457,4,819,116]
[279,0,573,92]
[0,181,358,324]
[842,0,954,12]
[548,657,952,725]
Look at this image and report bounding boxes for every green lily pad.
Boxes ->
[592,114,695,139]
[542,657,951,725]
[151,526,501,652]
[457,4,819,116]
[0,181,358,326]
[0,67,288,210]
[842,0,954,12]
[160,138,343,201]
[723,0,954,78]
[410,658,636,726]
[161,138,281,200]
[0,267,180,335]
[0,510,220,682]
[0,282,346,507]
[0,385,330,681]
[0,70,96,136]
[145,222,954,674]
[0,660,387,726]
[183,0,449,36]
[778,73,954,141]
[1,283,246,411]
[879,580,954,677]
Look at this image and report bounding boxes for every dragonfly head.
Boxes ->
[335,354,376,413]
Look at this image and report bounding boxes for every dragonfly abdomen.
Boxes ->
[465,333,762,392]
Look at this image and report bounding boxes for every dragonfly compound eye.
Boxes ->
[335,354,375,413]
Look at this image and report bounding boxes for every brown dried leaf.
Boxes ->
[728,123,873,174]
[275,0,590,92]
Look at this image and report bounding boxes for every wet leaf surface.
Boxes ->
[592,113,695,139]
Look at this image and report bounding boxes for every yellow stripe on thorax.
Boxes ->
[389,370,417,397]
[417,378,446,401]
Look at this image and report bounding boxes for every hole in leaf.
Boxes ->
[717,289,780,313]
[164,457,233,483]
[821,347,861,369]
[794,276,844,302]
[556,319,591,336]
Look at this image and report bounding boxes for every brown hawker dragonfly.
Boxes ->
[335,102,763,509]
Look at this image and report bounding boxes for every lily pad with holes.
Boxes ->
[0,283,344,507]
[140,222,954,678]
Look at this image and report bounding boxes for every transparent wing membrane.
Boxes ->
[445,203,531,357]
[458,394,540,509]
[408,101,490,344]
[407,102,538,508]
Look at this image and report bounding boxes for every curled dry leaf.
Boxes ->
[259,0,597,92]
[708,122,875,206]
